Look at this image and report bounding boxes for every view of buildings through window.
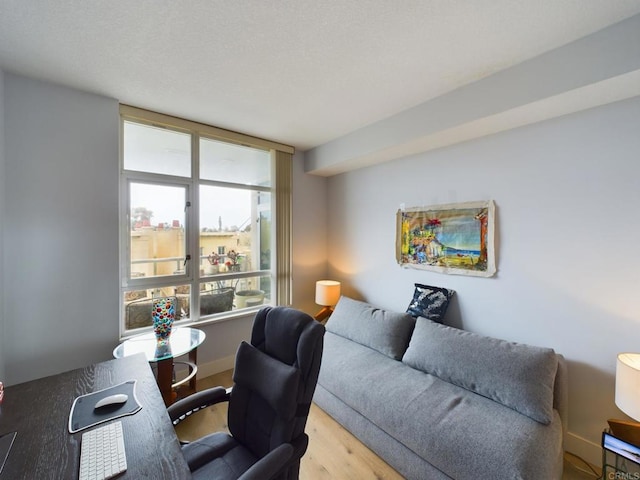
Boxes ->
[120,110,276,333]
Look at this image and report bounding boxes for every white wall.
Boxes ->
[325,96,640,463]
[0,68,6,383]
[0,72,328,384]
[291,150,329,316]
[3,73,120,384]
[305,14,640,176]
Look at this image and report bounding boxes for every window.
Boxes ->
[119,106,293,335]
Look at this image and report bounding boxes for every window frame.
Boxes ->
[119,105,294,337]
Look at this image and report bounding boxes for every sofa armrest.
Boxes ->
[554,354,569,436]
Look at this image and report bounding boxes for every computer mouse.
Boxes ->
[94,394,128,409]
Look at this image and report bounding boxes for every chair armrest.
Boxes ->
[167,386,230,425]
[237,443,294,480]
[288,433,309,463]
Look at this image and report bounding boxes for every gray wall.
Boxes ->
[291,150,328,315]
[325,95,640,462]
[3,73,121,383]
[0,68,5,383]
[306,14,640,177]
[0,71,328,385]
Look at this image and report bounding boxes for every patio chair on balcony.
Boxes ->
[126,297,153,330]
[125,295,190,330]
[200,287,234,316]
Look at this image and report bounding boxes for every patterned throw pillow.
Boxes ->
[406,283,454,322]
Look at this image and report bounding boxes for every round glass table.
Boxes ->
[113,327,206,406]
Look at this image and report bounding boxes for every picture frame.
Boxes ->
[396,200,496,277]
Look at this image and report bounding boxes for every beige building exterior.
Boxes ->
[131,227,254,277]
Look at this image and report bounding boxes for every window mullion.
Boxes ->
[190,133,200,320]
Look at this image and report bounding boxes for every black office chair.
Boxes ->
[168,306,325,480]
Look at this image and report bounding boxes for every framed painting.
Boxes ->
[396,200,496,277]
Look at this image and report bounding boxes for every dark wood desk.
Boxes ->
[0,353,191,479]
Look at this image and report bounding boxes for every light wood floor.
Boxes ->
[174,370,599,479]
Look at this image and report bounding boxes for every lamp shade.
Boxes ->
[315,280,341,306]
[616,353,640,421]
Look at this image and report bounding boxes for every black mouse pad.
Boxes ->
[68,380,142,433]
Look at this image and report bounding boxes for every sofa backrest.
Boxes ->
[325,296,415,361]
[402,317,559,425]
[325,296,565,427]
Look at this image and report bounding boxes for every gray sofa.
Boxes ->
[313,296,568,480]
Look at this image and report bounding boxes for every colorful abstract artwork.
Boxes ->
[396,200,496,277]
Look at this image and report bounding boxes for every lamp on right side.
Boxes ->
[314,280,341,323]
[616,353,640,421]
[611,353,640,444]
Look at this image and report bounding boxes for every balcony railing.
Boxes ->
[131,254,251,277]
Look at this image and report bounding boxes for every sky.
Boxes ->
[130,183,255,230]
[125,121,270,230]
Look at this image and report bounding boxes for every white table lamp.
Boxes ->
[616,353,640,421]
[610,353,640,445]
[314,280,341,323]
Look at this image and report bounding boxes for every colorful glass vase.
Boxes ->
[152,297,175,341]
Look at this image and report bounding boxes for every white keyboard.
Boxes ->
[79,421,128,480]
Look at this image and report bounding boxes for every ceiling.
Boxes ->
[1,1,640,152]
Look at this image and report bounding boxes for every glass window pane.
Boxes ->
[199,186,271,275]
[200,138,271,186]
[258,195,272,270]
[124,284,191,331]
[200,275,272,317]
[124,121,191,177]
[130,183,187,279]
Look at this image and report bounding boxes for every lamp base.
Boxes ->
[314,306,334,324]
[608,418,640,446]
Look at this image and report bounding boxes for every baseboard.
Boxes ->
[565,431,602,467]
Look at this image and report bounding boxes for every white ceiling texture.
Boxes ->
[1,1,639,153]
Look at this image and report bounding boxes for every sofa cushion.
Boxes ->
[406,283,454,322]
[325,296,415,360]
[402,317,558,424]
[317,331,563,479]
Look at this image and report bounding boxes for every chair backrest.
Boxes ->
[228,306,325,459]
